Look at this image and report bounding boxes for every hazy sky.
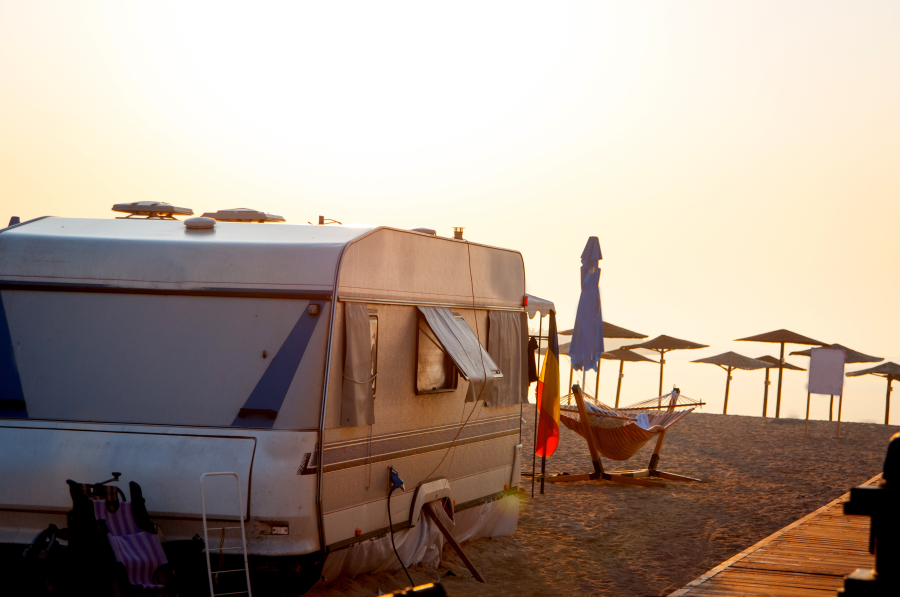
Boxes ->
[2,2,899,424]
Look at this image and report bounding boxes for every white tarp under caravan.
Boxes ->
[0,216,529,590]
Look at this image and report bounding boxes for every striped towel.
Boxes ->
[92,501,140,536]
[93,501,168,588]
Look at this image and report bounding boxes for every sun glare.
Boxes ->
[113,4,574,157]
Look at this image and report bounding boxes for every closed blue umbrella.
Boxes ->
[569,237,605,377]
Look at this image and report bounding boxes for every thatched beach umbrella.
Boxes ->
[756,356,805,417]
[560,322,647,340]
[735,329,827,418]
[846,362,900,425]
[561,322,648,398]
[600,348,657,408]
[691,352,772,414]
[623,335,709,396]
[790,344,883,421]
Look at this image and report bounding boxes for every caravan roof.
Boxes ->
[0,218,526,308]
[0,218,373,297]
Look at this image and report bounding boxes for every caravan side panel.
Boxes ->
[3,290,326,430]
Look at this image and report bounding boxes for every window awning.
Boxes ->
[417,306,502,402]
[525,294,555,319]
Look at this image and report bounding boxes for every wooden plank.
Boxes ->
[670,473,881,596]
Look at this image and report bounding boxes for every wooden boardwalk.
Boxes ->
[671,474,880,596]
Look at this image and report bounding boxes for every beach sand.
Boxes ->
[309,410,896,597]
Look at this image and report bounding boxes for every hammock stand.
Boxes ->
[545,384,704,488]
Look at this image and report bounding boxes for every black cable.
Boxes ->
[387,487,414,587]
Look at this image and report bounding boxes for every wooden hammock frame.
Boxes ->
[544,384,704,488]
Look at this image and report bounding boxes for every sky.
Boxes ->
[2,2,899,425]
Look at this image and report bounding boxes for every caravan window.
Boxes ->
[416,316,458,394]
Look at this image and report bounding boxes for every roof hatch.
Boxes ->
[112,201,193,219]
[201,208,286,223]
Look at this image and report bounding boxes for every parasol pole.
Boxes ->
[594,358,601,401]
[836,393,843,438]
[658,350,666,396]
[567,359,574,405]
[805,392,811,435]
[885,374,893,425]
[829,396,834,421]
[762,367,770,417]
[775,342,785,418]
[531,315,543,498]
[615,360,625,408]
[723,366,733,415]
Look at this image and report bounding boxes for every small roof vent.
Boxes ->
[200,208,286,223]
[184,217,216,230]
[112,201,193,219]
[411,227,436,236]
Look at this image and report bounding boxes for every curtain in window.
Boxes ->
[417,306,502,403]
[341,302,375,427]
[487,311,529,407]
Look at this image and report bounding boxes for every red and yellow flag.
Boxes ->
[535,311,560,457]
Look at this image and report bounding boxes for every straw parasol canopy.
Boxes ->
[600,348,658,408]
[560,322,648,340]
[790,344,883,421]
[557,322,648,400]
[691,352,772,414]
[736,330,828,345]
[756,355,806,371]
[540,342,569,356]
[735,329,827,418]
[789,344,883,364]
[602,348,657,364]
[846,362,900,425]
[623,335,709,396]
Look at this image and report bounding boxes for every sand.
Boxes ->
[309,410,897,597]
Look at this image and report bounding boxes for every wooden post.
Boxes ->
[615,360,625,408]
[885,375,893,425]
[648,430,667,470]
[762,367,770,417]
[531,316,543,498]
[572,384,603,476]
[836,394,843,438]
[775,342,785,418]
[805,392,811,436]
[658,350,666,397]
[723,366,732,415]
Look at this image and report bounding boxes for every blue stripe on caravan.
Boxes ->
[232,302,324,428]
[0,294,27,418]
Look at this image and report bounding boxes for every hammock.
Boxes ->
[559,390,700,461]
[546,385,704,487]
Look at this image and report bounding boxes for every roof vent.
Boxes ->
[112,201,193,219]
[200,208,286,223]
[453,227,464,240]
[184,217,216,230]
[411,227,436,236]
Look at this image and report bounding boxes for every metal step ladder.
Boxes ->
[200,472,253,597]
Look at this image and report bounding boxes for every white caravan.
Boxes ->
[0,216,529,589]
